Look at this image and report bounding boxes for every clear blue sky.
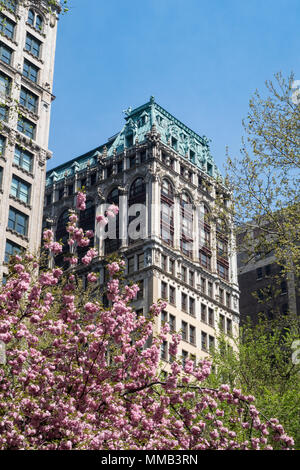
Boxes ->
[48,0,300,174]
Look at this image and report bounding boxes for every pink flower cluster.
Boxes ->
[0,201,295,451]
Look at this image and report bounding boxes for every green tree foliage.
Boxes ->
[207,314,300,449]
[226,72,300,278]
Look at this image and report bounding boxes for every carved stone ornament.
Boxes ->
[8,130,17,146]
[117,185,128,195]
[145,249,152,266]
[38,150,47,167]
[146,125,160,146]
[97,187,106,202]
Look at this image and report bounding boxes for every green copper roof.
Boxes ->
[46,97,221,186]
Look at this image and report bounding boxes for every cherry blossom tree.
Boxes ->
[0,193,295,450]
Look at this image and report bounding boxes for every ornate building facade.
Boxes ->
[44,97,240,364]
[0,0,59,282]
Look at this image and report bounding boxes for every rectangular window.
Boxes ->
[138,253,144,270]
[256,267,263,280]
[0,134,5,156]
[129,156,135,168]
[90,173,96,185]
[171,137,177,150]
[161,310,168,324]
[25,33,41,58]
[219,288,224,304]
[23,59,39,83]
[0,41,12,65]
[227,318,232,336]
[0,165,3,187]
[219,314,225,332]
[140,151,146,163]
[169,314,176,333]
[20,87,38,113]
[226,292,231,308]
[201,277,206,295]
[11,176,31,204]
[161,254,167,271]
[181,266,187,283]
[169,285,175,305]
[189,297,195,316]
[161,281,168,300]
[265,264,271,276]
[217,261,229,280]
[128,256,135,274]
[208,282,213,298]
[8,207,29,236]
[0,14,15,39]
[201,331,207,351]
[46,193,51,206]
[208,308,214,327]
[181,293,187,312]
[199,250,211,270]
[4,239,22,263]
[189,270,194,287]
[117,160,123,173]
[189,325,196,345]
[17,116,36,139]
[182,350,188,368]
[181,321,187,341]
[201,303,207,323]
[58,187,64,200]
[0,71,11,96]
[1,0,17,12]
[169,258,175,275]
[106,165,112,177]
[161,341,168,361]
[137,279,143,299]
[209,335,215,351]
[67,184,73,196]
[281,280,288,294]
[0,104,8,121]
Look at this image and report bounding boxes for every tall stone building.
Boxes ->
[237,230,300,324]
[44,97,240,364]
[0,0,59,282]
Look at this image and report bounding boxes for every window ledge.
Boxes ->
[18,104,39,121]
[12,163,34,178]
[25,21,46,39]
[23,48,43,65]
[9,194,31,209]
[6,227,28,242]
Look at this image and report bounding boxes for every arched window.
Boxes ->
[35,15,43,31]
[198,204,211,270]
[128,178,146,245]
[180,192,193,258]
[28,9,34,26]
[129,177,145,201]
[104,188,120,254]
[160,179,174,246]
[28,9,43,31]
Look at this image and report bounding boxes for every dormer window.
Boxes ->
[189,149,195,163]
[171,137,177,150]
[125,133,133,148]
[138,114,147,127]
